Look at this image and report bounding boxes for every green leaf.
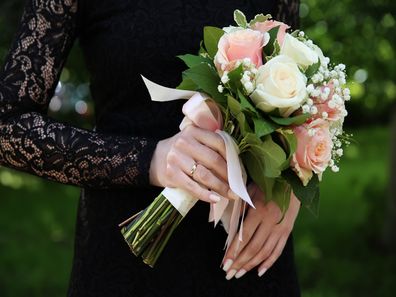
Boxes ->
[271,178,292,218]
[199,40,208,55]
[228,64,244,90]
[247,135,287,178]
[305,60,321,78]
[253,118,277,138]
[283,169,320,217]
[227,95,241,115]
[238,90,258,115]
[176,77,198,91]
[204,26,224,58]
[226,95,252,135]
[264,26,280,57]
[277,129,297,170]
[242,151,272,194]
[177,54,212,68]
[234,10,248,28]
[249,13,272,26]
[183,63,226,105]
[269,114,310,126]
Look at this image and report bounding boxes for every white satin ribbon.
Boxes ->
[141,75,254,250]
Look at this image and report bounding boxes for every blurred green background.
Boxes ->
[0,0,395,296]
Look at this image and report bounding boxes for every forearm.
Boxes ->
[0,112,158,188]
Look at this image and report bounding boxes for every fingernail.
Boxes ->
[258,267,267,277]
[209,194,221,203]
[222,259,233,271]
[226,269,237,280]
[235,269,247,279]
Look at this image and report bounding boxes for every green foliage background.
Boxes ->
[0,0,395,296]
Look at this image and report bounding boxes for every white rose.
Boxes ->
[250,55,307,117]
[280,34,319,68]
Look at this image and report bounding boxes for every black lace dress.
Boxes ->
[0,0,301,296]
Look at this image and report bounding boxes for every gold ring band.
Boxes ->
[190,162,198,176]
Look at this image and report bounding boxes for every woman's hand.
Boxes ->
[222,184,301,280]
[149,125,236,203]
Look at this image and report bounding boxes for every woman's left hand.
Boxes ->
[222,183,301,280]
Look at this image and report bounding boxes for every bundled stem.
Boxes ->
[120,193,184,267]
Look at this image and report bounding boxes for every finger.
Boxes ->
[191,164,232,199]
[225,222,272,279]
[174,170,221,204]
[222,209,261,272]
[242,232,279,273]
[258,235,289,277]
[175,135,228,182]
[189,126,227,160]
[172,153,235,201]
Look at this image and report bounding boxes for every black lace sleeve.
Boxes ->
[0,0,158,188]
[277,0,300,29]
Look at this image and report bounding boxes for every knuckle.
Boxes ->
[210,152,224,167]
[260,246,271,259]
[196,166,210,182]
[197,187,209,202]
[250,242,262,254]
[166,150,178,165]
[174,137,187,150]
[165,164,175,179]
[184,125,195,133]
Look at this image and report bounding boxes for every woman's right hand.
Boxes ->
[149,125,235,203]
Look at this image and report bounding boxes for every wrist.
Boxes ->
[149,138,169,187]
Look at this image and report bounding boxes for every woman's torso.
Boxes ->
[68,1,300,296]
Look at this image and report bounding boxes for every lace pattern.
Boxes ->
[0,0,158,188]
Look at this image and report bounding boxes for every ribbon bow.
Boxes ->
[142,76,255,250]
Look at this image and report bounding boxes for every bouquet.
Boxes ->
[119,10,350,267]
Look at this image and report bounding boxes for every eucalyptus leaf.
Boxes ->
[233,9,248,28]
[203,26,224,58]
[270,114,310,126]
[249,13,272,26]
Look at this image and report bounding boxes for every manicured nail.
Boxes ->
[258,267,267,277]
[209,194,221,203]
[222,259,233,271]
[235,269,247,279]
[226,269,237,280]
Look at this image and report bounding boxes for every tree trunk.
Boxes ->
[383,105,396,248]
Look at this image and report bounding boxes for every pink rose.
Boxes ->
[291,119,332,186]
[251,20,290,46]
[313,82,344,121]
[214,29,265,74]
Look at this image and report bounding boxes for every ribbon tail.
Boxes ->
[209,196,229,227]
[224,199,242,254]
[216,131,254,208]
[141,75,198,102]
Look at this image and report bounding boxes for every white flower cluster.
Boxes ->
[217,58,257,94]
[297,36,351,174]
